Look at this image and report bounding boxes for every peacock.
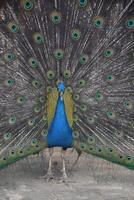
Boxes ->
[0,0,134,182]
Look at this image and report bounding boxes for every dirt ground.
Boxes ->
[0,148,134,200]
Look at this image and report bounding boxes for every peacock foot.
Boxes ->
[40,171,55,181]
[59,171,74,185]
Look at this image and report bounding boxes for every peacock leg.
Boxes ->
[40,148,54,180]
[60,148,68,181]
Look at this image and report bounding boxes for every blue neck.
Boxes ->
[47,95,73,148]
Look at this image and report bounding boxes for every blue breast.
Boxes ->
[47,96,73,148]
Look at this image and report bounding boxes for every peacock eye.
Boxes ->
[51,11,61,24]
[108,147,114,153]
[126,18,134,29]
[73,114,79,122]
[64,70,71,79]
[31,138,38,146]
[80,143,86,150]
[54,49,64,60]
[73,94,80,101]
[123,100,133,110]
[73,131,79,139]
[114,131,123,138]
[79,0,87,7]
[94,16,104,28]
[33,32,44,44]
[7,21,19,33]
[47,70,55,80]
[39,96,45,103]
[10,150,16,156]
[42,115,47,122]
[97,147,102,153]
[95,92,103,101]
[41,129,48,137]
[4,132,12,141]
[125,156,133,163]
[28,119,35,126]
[104,49,114,58]
[47,86,53,93]
[87,117,95,124]
[80,104,87,111]
[66,87,73,93]
[17,96,26,105]
[71,29,81,41]
[106,111,115,119]
[33,106,41,113]
[3,53,15,62]
[32,80,41,88]
[79,54,89,65]
[77,79,86,87]
[8,117,16,125]
[4,79,14,87]
[22,0,33,10]
[106,74,115,82]
[87,136,96,144]
[28,57,39,68]
[2,157,7,161]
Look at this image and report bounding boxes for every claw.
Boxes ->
[40,171,55,181]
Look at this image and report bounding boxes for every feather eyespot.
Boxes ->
[66,87,73,93]
[64,70,71,79]
[7,21,19,33]
[31,138,38,146]
[87,117,95,124]
[38,96,45,103]
[28,119,35,126]
[42,115,47,122]
[95,92,103,101]
[80,104,87,111]
[28,57,39,68]
[3,53,16,62]
[8,117,16,125]
[51,11,61,24]
[73,114,79,122]
[4,79,14,87]
[80,143,86,150]
[79,0,88,7]
[4,133,12,141]
[34,106,41,113]
[126,18,134,29]
[73,131,79,139]
[41,130,48,137]
[123,100,133,110]
[107,111,115,119]
[71,29,81,41]
[17,96,26,105]
[33,32,44,44]
[106,74,115,82]
[47,70,55,80]
[47,86,53,93]
[94,16,104,28]
[22,0,33,10]
[77,79,86,87]
[73,94,80,101]
[104,49,114,58]
[79,54,89,65]
[32,80,41,89]
[54,49,64,61]
[87,136,96,144]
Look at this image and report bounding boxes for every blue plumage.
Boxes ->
[47,83,73,148]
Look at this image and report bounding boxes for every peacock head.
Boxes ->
[57,81,65,93]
